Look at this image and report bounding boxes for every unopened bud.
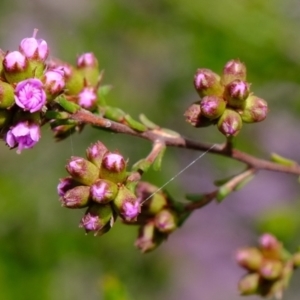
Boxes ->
[240,94,268,123]
[184,102,213,127]
[57,177,79,197]
[90,179,118,204]
[113,185,141,222]
[193,68,224,97]
[79,203,115,236]
[236,247,263,271]
[77,52,100,86]
[259,259,283,280]
[154,209,177,233]
[225,79,250,108]
[217,109,242,136]
[61,185,90,208]
[0,81,14,108]
[238,273,259,296]
[86,141,108,168]
[99,152,127,184]
[66,156,99,185]
[135,221,165,253]
[222,59,247,85]
[200,95,226,119]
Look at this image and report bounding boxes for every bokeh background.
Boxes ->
[1,0,300,299]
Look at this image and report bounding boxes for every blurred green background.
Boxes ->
[1,0,300,299]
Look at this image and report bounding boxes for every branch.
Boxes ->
[71,109,300,176]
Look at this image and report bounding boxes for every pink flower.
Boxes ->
[122,201,141,220]
[6,121,41,154]
[15,78,46,112]
[77,87,97,109]
[19,37,49,61]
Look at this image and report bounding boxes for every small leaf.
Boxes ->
[214,175,235,186]
[185,193,206,202]
[131,159,152,173]
[234,174,255,191]
[124,115,147,132]
[216,185,232,203]
[97,85,113,106]
[56,95,80,113]
[152,145,166,171]
[45,110,69,120]
[139,114,159,129]
[271,153,297,167]
[104,106,126,122]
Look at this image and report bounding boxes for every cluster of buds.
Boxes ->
[184,60,268,137]
[58,141,179,251]
[236,233,300,299]
[58,141,142,236]
[0,30,102,153]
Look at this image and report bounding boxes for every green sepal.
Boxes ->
[139,114,159,129]
[56,95,80,113]
[216,185,232,203]
[124,114,147,132]
[97,85,112,106]
[131,159,152,173]
[177,211,192,227]
[271,152,296,167]
[152,145,166,171]
[185,193,206,203]
[45,110,69,120]
[234,174,255,191]
[104,106,125,121]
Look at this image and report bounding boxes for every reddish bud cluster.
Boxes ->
[184,60,268,137]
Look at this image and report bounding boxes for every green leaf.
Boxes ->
[97,85,113,106]
[216,185,232,203]
[234,174,255,191]
[185,193,206,202]
[271,152,297,167]
[131,159,152,173]
[45,110,69,120]
[124,115,147,132]
[139,114,159,129]
[152,145,166,171]
[55,95,80,113]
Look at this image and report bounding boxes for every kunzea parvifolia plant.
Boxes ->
[2,30,300,299]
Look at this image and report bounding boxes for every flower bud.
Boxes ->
[222,59,246,85]
[0,81,14,108]
[57,177,79,197]
[154,209,177,233]
[42,68,65,99]
[79,203,115,236]
[90,179,118,204]
[259,233,282,260]
[19,34,49,61]
[61,185,90,208]
[6,121,41,153]
[77,87,97,110]
[259,259,283,280]
[135,221,164,253]
[86,141,108,168]
[225,79,250,108]
[99,152,127,184]
[238,273,259,295]
[193,68,224,97]
[217,109,242,136]
[135,182,168,215]
[113,185,141,222]
[61,64,85,95]
[236,247,263,271]
[77,52,100,86]
[14,78,46,113]
[200,95,226,120]
[66,156,99,185]
[3,51,32,83]
[184,102,213,127]
[292,251,300,267]
[240,95,268,123]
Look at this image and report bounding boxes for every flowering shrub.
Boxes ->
[1,29,300,299]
